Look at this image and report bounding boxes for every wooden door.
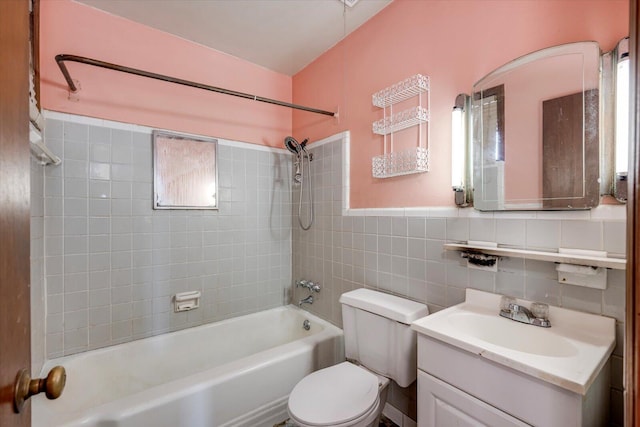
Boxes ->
[0,0,32,426]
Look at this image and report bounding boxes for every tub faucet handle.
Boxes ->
[307,281,321,293]
[296,279,321,293]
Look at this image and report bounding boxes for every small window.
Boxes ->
[153,130,218,210]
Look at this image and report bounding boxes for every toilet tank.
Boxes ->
[339,289,428,387]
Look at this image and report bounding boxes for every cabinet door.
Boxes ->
[418,371,530,427]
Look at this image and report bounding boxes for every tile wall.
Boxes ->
[38,113,292,358]
[292,135,626,425]
[30,117,626,424]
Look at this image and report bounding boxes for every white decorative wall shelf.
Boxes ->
[372,106,430,135]
[371,74,430,179]
[444,242,626,270]
[372,74,429,108]
[372,147,429,178]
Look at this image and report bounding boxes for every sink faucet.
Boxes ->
[299,295,314,307]
[507,304,534,323]
[500,302,551,328]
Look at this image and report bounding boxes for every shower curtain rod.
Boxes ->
[55,54,337,117]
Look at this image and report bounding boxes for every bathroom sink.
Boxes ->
[411,289,615,395]
[446,311,578,357]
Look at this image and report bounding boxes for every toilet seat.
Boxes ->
[288,362,380,426]
[289,397,381,427]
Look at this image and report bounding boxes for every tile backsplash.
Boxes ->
[291,135,626,424]
[35,113,292,358]
[292,137,625,327]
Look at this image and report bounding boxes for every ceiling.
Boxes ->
[76,0,392,76]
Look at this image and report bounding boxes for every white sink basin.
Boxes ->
[446,311,579,357]
[411,289,615,395]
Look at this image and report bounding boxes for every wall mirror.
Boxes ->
[471,41,601,211]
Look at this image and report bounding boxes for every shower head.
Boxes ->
[284,136,309,154]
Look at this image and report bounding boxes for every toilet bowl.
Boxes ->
[287,289,428,427]
[287,362,390,427]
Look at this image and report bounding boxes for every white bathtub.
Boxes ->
[33,306,344,427]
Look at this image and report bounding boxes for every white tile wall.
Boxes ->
[292,135,626,423]
[39,115,292,357]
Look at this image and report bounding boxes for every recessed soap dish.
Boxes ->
[174,291,201,312]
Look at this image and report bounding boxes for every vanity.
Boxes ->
[411,289,615,426]
[417,36,625,426]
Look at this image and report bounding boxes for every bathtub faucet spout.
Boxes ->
[299,295,314,307]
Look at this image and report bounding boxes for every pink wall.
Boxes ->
[40,0,292,147]
[292,0,628,208]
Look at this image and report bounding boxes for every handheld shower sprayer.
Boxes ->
[285,136,310,184]
[293,161,302,183]
[284,136,314,230]
[284,136,309,155]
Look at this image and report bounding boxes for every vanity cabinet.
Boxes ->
[418,371,527,426]
[417,335,610,427]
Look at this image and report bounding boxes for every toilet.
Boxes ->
[287,288,428,427]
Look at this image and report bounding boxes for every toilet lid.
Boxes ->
[288,362,379,426]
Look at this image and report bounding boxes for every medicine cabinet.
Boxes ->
[468,38,629,211]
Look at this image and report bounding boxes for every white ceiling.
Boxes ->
[76,0,392,76]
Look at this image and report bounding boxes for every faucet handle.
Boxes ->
[530,302,549,320]
[296,279,321,293]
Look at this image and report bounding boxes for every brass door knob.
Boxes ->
[13,366,66,413]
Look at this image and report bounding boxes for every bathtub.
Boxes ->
[33,306,344,427]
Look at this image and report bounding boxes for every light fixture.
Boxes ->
[452,93,469,206]
[615,52,629,201]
